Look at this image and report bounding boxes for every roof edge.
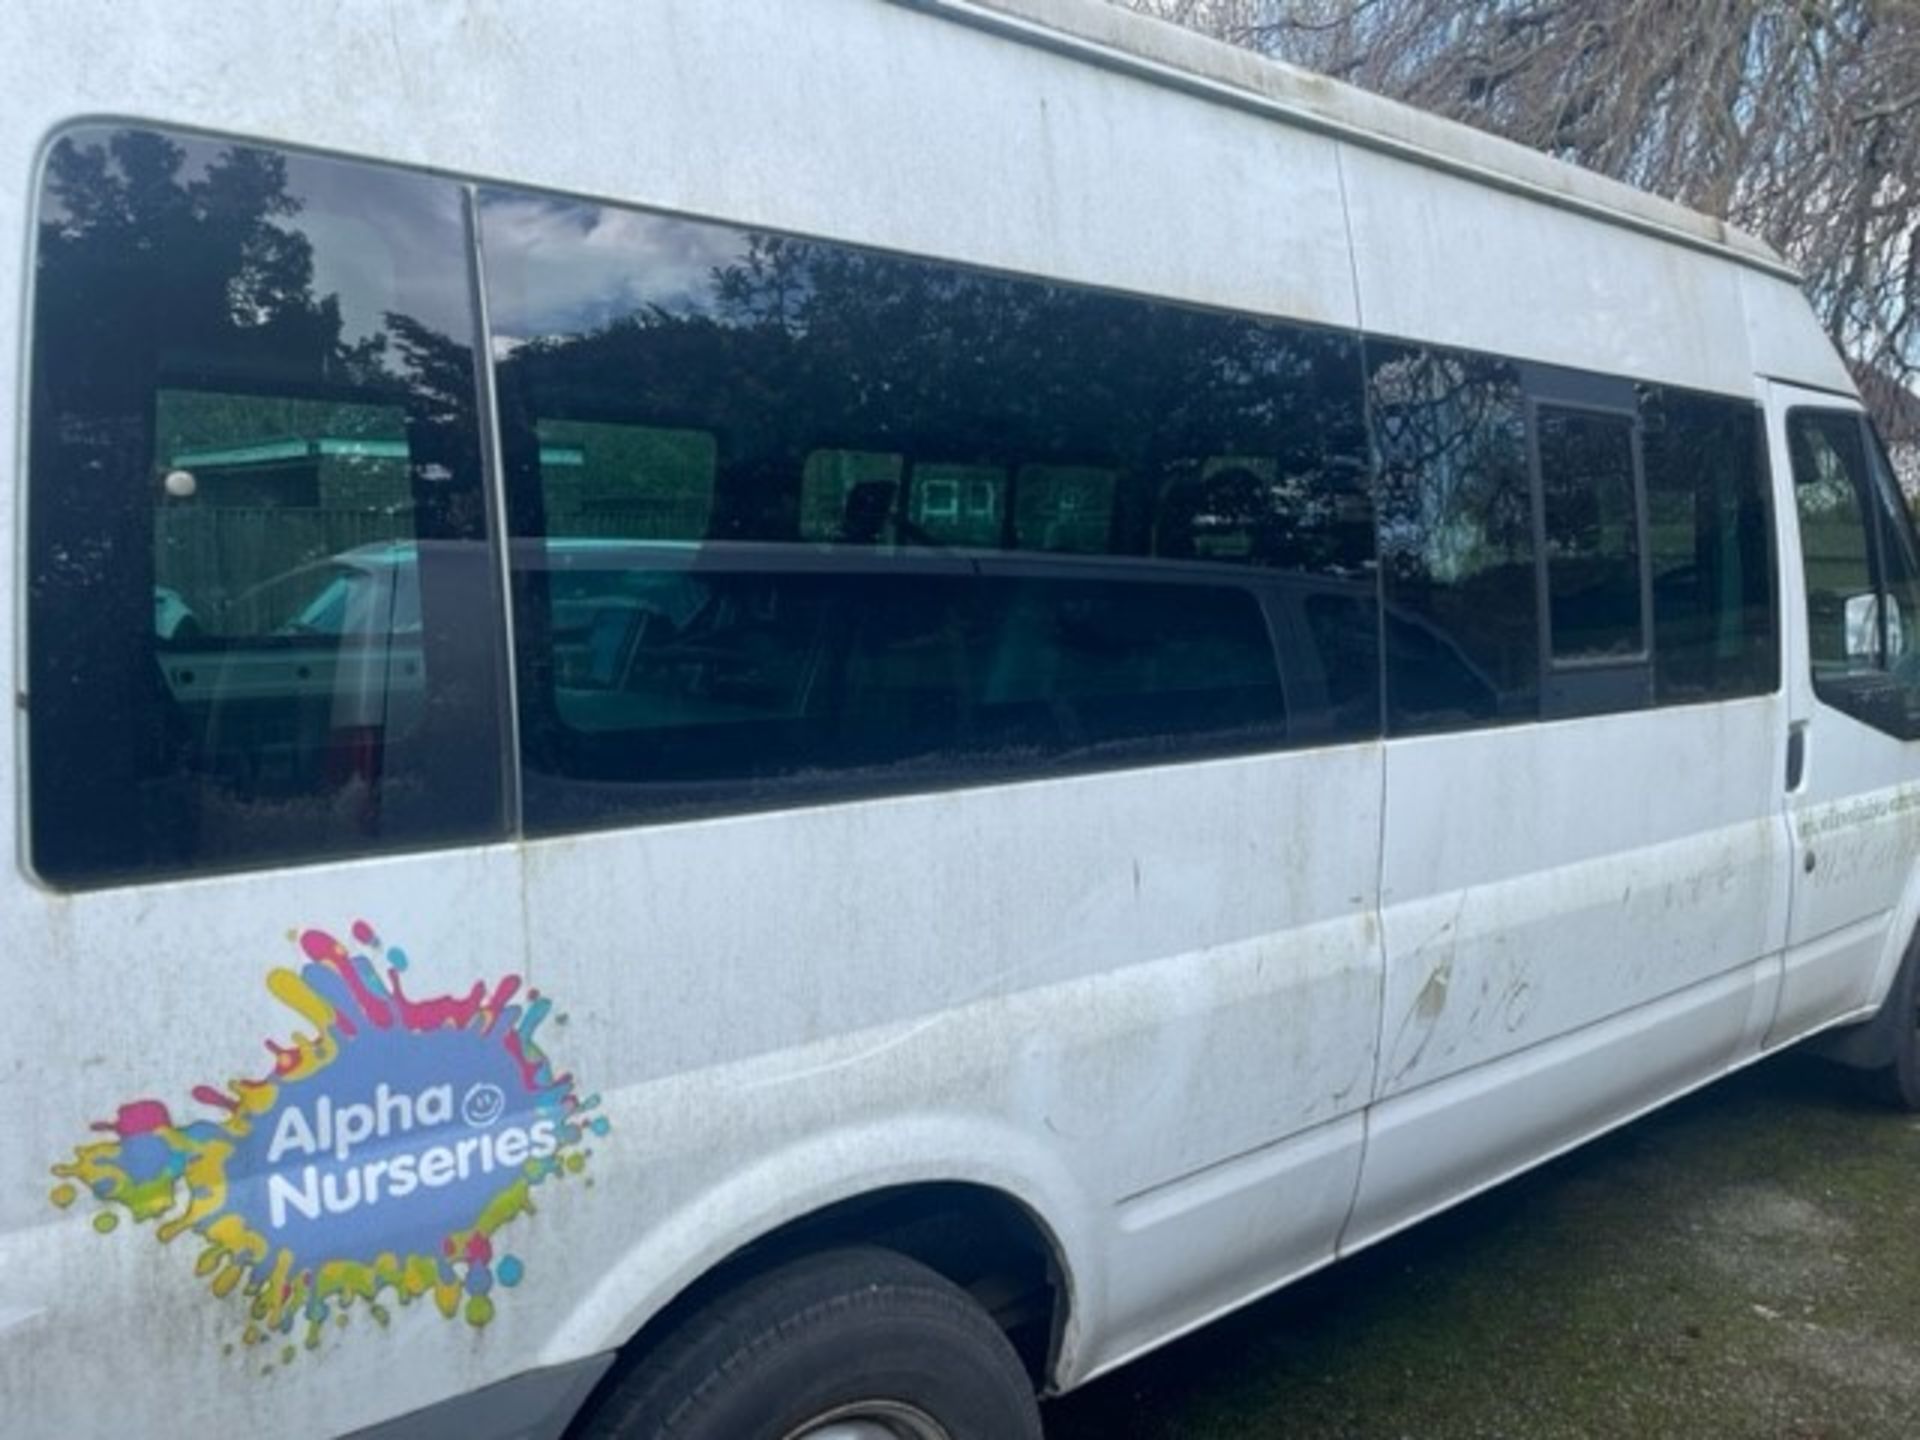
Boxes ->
[893,0,1800,284]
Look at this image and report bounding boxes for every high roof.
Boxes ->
[909,0,1795,280]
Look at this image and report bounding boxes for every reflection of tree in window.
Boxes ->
[1637,386,1774,702]
[491,217,1375,581]
[481,194,1386,825]
[1790,415,1877,670]
[1367,343,1537,731]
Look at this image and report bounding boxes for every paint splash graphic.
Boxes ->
[48,922,606,1360]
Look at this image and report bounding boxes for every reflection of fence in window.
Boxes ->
[152,390,419,634]
[536,419,717,542]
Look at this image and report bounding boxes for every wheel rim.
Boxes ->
[783,1398,954,1440]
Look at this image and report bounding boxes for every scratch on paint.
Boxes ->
[47,921,607,1362]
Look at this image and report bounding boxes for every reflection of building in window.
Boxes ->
[802,450,903,542]
[159,391,414,510]
[1367,344,1538,730]
[908,464,1004,546]
[152,390,420,629]
[1014,465,1115,553]
[1369,350,1531,586]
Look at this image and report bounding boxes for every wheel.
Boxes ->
[1862,937,1920,1111]
[575,1246,1044,1440]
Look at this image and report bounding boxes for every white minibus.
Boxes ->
[3,1,1917,1437]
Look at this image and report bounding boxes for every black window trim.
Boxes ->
[1789,403,1912,672]
[1522,384,1655,720]
[1525,393,1654,670]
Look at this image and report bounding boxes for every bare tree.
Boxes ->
[1113,0,1920,419]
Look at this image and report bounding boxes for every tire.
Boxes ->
[1862,938,1920,1111]
[574,1246,1045,1440]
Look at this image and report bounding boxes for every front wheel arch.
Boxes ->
[1859,933,1920,1109]
[1813,919,1920,1110]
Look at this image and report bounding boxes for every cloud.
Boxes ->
[287,149,475,346]
[476,193,748,340]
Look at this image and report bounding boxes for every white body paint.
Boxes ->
[0,3,1910,1437]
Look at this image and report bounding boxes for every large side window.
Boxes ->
[479,193,1379,831]
[28,127,506,886]
[1639,388,1777,702]
[1368,342,1538,734]
[1790,409,1920,738]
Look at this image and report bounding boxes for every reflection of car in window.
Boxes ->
[152,585,200,641]
[229,544,424,638]
[149,543,469,803]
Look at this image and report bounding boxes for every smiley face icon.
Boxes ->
[462,1082,506,1128]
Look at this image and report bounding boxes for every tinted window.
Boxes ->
[529,551,1286,823]
[480,193,1378,830]
[28,127,505,886]
[1368,342,1537,733]
[1794,413,1883,673]
[1639,388,1776,701]
[1538,407,1643,661]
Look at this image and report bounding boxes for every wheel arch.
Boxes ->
[537,1121,1098,1397]
[1813,858,1920,1070]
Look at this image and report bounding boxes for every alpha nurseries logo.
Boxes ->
[262,1079,562,1229]
[49,922,608,1363]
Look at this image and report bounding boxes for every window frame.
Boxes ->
[1520,364,1654,719]
[23,123,514,890]
[1787,404,1920,741]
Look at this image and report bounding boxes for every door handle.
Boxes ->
[1786,720,1808,792]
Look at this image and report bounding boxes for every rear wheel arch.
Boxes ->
[571,1179,1077,1433]
[572,1243,1044,1440]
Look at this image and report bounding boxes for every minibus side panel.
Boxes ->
[522,746,1386,1383]
[0,856,531,1440]
[1340,142,1757,397]
[1347,698,1788,1248]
